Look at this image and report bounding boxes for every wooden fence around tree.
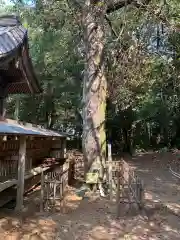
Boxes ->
[64,149,144,217]
[68,150,144,209]
[107,160,144,217]
[40,160,69,212]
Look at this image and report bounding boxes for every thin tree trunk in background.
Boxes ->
[146,122,151,146]
[14,96,20,121]
[64,91,68,132]
[82,0,107,181]
[0,97,4,117]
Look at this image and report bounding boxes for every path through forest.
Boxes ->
[54,151,180,240]
[128,151,180,217]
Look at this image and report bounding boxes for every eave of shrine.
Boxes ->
[0,14,41,94]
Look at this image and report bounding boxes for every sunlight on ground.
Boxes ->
[0,152,180,239]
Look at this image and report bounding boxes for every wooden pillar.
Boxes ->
[116,169,120,218]
[108,143,113,201]
[62,138,67,159]
[15,135,26,211]
[40,171,44,212]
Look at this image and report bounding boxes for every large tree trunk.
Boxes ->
[82,0,107,183]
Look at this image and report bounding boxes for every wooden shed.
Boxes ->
[0,15,69,210]
[0,119,67,210]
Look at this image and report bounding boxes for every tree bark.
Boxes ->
[81,0,150,182]
[82,0,107,180]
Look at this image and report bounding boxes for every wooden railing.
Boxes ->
[107,160,144,217]
[40,161,70,212]
[0,138,65,183]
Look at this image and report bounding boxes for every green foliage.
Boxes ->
[105,0,180,151]
[4,0,83,133]
[2,0,180,151]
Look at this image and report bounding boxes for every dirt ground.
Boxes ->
[0,151,180,240]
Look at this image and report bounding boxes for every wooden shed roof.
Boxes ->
[0,119,68,137]
[0,15,41,94]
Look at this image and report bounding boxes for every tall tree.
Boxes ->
[82,1,107,185]
[82,0,151,187]
[3,0,180,158]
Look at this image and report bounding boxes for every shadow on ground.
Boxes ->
[0,151,180,239]
[53,187,180,240]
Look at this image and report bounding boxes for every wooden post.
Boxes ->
[40,171,44,212]
[108,143,113,201]
[62,138,67,158]
[139,179,144,209]
[15,135,26,211]
[116,169,120,218]
[53,181,57,212]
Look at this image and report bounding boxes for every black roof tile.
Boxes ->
[0,15,41,94]
[0,15,27,59]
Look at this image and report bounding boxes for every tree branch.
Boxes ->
[107,0,134,14]
[105,14,119,38]
[106,0,151,14]
[68,0,83,10]
[106,0,179,31]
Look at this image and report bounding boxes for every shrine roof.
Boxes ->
[0,15,41,94]
[0,15,27,58]
[0,119,68,137]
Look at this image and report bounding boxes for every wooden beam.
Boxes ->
[0,179,17,193]
[15,135,26,211]
[0,165,55,194]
